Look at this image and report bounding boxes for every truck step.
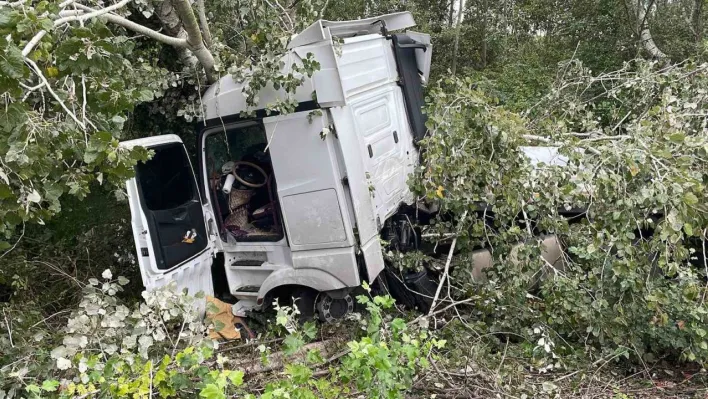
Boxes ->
[234,285,260,292]
[228,264,285,272]
[231,260,264,266]
[232,289,259,301]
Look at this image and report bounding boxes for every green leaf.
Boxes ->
[283,334,305,356]
[206,301,220,315]
[213,320,225,332]
[669,132,685,143]
[0,184,13,199]
[199,383,225,399]
[25,384,41,394]
[373,295,395,309]
[0,43,25,79]
[302,321,317,340]
[138,89,154,102]
[41,380,60,392]
[285,363,313,384]
[0,11,14,28]
[684,223,694,236]
[361,280,370,292]
[683,192,698,205]
[227,370,244,387]
[390,318,406,333]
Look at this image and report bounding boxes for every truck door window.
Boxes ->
[137,144,198,210]
[135,143,207,270]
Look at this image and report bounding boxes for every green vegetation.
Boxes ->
[2,0,708,397]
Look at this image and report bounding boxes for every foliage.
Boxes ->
[1,277,437,398]
[3,0,708,396]
[0,2,170,247]
[340,286,442,398]
[206,0,324,115]
[414,59,708,365]
[0,0,324,251]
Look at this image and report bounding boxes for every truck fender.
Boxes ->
[256,268,349,307]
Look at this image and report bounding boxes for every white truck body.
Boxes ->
[122,12,433,315]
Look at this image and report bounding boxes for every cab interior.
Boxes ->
[204,122,284,243]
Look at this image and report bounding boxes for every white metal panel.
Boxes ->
[120,134,184,149]
[329,107,378,239]
[350,85,417,223]
[337,36,398,97]
[291,247,359,287]
[404,31,432,83]
[202,52,315,121]
[121,135,215,299]
[282,189,347,245]
[329,106,382,281]
[293,43,345,107]
[264,111,354,252]
[361,237,384,280]
[287,12,416,49]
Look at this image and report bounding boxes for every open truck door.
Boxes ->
[122,134,215,298]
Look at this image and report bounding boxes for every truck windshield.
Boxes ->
[206,122,267,176]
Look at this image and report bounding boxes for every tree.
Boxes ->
[0,0,322,251]
[625,0,668,59]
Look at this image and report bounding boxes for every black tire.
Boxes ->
[290,287,317,323]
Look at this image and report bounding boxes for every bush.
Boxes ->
[1,275,441,398]
[415,59,708,364]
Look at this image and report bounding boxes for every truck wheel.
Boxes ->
[316,292,354,323]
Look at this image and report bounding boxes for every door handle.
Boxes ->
[368,144,373,158]
[172,208,188,221]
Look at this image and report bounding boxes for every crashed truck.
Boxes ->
[120,12,565,321]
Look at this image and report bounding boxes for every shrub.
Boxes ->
[415,59,708,364]
[1,276,440,398]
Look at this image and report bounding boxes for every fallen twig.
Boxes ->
[428,237,457,316]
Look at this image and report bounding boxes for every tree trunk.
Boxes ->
[195,0,214,49]
[171,0,217,83]
[448,0,454,27]
[155,0,199,69]
[155,0,217,83]
[684,0,704,43]
[696,0,704,43]
[480,0,488,69]
[626,0,668,60]
[451,0,465,76]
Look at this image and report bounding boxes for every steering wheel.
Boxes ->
[232,161,268,188]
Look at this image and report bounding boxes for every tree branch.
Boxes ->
[195,0,213,49]
[428,237,457,315]
[170,0,217,83]
[0,0,27,7]
[53,0,132,27]
[22,0,186,57]
[450,0,465,76]
[72,3,189,48]
[25,58,86,130]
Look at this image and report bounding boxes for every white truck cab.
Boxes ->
[121,12,433,319]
